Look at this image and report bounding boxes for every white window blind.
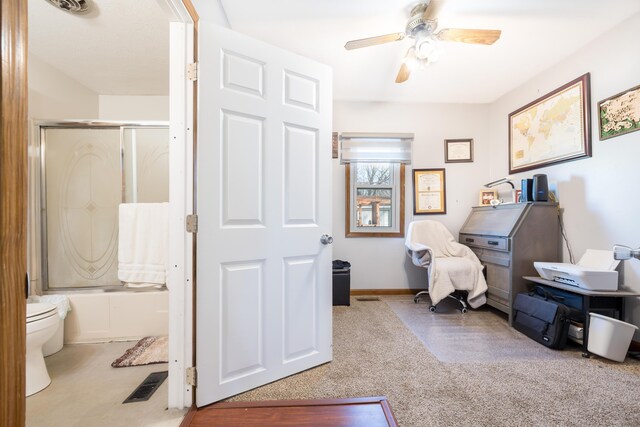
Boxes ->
[339,132,413,164]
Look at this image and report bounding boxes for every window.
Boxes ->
[346,162,405,237]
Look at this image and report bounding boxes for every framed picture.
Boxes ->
[445,138,473,163]
[332,132,339,159]
[479,189,498,206]
[598,83,640,140]
[412,168,446,215]
[509,73,591,174]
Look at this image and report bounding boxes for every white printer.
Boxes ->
[534,249,620,291]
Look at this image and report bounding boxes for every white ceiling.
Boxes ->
[28,0,640,102]
[28,0,170,96]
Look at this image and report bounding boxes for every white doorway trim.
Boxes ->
[160,0,196,409]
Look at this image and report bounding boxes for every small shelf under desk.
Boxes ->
[523,276,640,357]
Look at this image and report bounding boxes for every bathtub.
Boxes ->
[63,290,168,344]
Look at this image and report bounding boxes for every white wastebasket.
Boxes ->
[587,313,638,362]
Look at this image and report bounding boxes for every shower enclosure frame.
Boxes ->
[32,120,169,294]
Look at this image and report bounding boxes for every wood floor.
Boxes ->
[181,396,398,427]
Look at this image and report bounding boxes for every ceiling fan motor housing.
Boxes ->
[45,0,89,14]
[406,3,437,37]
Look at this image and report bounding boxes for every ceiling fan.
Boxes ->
[344,0,502,83]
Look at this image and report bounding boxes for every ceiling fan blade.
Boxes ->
[434,28,502,45]
[344,32,405,50]
[423,0,443,20]
[395,63,411,84]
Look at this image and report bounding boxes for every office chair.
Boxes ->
[405,220,487,313]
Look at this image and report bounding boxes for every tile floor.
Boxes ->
[26,342,187,427]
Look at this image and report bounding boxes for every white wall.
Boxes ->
[99,95,170,121]
[487,12,640,329]
[28,54,99,120]
[190,0,230,27]
[333,101,490,290]
[27,55,100,292]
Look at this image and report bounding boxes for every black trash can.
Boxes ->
[332,260,351,306]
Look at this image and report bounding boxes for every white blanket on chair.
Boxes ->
[405,220,487,308]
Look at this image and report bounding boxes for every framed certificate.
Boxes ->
[445,138,473,163]
[412,168,446,215]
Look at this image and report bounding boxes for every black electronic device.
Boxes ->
[532,174,548,201]
[520,178,534,202]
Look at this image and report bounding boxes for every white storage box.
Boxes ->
[587,313,638,362]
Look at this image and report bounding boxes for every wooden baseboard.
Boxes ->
[629,340,640,353]
[350,289,423,296]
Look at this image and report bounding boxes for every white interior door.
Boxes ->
[196,22,333,406]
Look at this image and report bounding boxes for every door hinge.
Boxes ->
[186,214,198,233]
[187,62,198,81]
[186,366,197,387]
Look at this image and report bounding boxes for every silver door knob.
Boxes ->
[320,234,333,245]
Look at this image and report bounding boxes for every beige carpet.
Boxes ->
[111,336,168,368]
[227,296,640,427]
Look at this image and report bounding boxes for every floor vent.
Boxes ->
[123,371,168,404]
[356,296,381,301]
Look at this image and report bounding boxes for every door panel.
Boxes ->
[284,70,319,111]
[196,22,332,406]
[219,261,265,383]
[283,257,318,362]
[283,124,317,225]
[221,111,264,226]
[222,50,265,97]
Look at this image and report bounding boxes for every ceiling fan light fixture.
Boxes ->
[415,36,442,63]
[344,0,501,83]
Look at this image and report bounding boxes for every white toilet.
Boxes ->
[26,302,59,397]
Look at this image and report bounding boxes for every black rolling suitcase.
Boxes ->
[513,286,574,349]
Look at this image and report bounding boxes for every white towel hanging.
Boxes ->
[118,203,169,287]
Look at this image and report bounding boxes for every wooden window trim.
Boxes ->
[345,164,405,238]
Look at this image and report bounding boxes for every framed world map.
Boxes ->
[508,73,592,174]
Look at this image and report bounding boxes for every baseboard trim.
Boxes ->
[629,340,640,352]
[350,289,423,296]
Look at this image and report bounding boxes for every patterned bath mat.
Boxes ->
[111,336,168,368]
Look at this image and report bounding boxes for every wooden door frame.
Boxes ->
[0,0,28,425]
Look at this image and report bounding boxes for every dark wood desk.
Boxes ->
[523,276,640,357]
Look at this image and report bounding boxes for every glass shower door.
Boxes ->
[122,127,170,203]
[41,125,170,290]
[44,128,122,289]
